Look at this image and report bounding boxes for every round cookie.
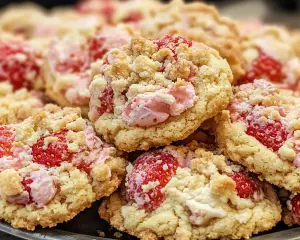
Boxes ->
[0,87,44,125]
[239,26,300,91]
[138,0,245,83]
[43,25,134,115]
[0,104,127,230]
[89,34,233,152]
[0,36,44,90]
[99,142,281,240]
[215,79,300,193]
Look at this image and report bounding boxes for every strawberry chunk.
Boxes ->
[246,117,288,152]
[0,126,14,158]
[0,40,41,90]
[32,131,73,167]
[123,12,143,23]
[89,27,131,63]
[291,195,300,219]
[21,177,34,203]
[240,50,285,84]
[98,84,114,116]
[76,0,115,22]
[230,171,258,199]
[153,35,192,56]
[55,50,88,74]
[89,34,106,62]
[126,150,178,211]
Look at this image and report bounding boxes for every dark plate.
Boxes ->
[0,200,300,240]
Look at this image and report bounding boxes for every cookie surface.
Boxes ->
[89,34,233,152]
[239,26,300,91]
[43,26,133,115]
[99,142,281,240]
[138,0,245,83]
[0,104,127,230]
[0,87,44,124]
[0,36,44,90]
[215,79,300,193]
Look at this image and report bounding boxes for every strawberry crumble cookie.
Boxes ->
[138,0,245,83]
[0,36,44,90]
[0,88,44,125]
[239,26,300,91]
[215,79,300,193]
[99,142,281,240]
[282,193,300,226]
[43,26,133,115]
[0,104,127,230]
[89,35,233,152]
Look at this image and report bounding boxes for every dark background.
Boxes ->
[0,0,299,11]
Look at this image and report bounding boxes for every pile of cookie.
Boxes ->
[0,0,299,239]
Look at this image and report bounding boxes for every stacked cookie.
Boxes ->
[0,0,299,239]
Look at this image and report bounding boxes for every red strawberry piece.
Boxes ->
[230,171,258,199]
[0,126,14,158]
[153,35,192,56]
[123,11,143,23]
[126,150,178,211]
[21,177,34,203]
[98,84,114,116]
[0,40,41,90]
[76,0,115,22]
[89,34,106,62]
[291,195,300,219]
[55,50,88,74]
[32,131,73,167]
[240,50,285,84]
[246,116,288,152]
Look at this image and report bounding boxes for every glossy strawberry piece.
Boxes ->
[153,35,192,56]
[0,41,41,90]
[230,171,258,199]
[98,85,114,116]
[32,131,73,167]
[246,117,288,152]
[126,150,178,211]
[240,50,285,84]
[0,126,14,158]
[291,195,300,219]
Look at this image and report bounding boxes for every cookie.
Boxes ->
[111,0,162,27]
[99,142,281,240]
[239,26,300,91]
[0,87,44,124]
[282,193,300,226]
[0,104,127,230]
[76,0,119,24]
[43,25,133,115]
[138,0,245,83]
[215,79,300,193]
[0,36,44,90]
[88,34,233,152]
[0,3,47,39]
